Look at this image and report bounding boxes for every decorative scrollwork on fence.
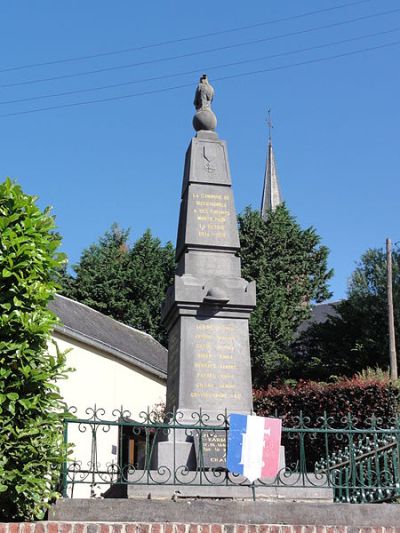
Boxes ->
[61,406,400,503]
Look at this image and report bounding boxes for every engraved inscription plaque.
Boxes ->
[178,316,252,413]
[193,429,227,469]
[183,184,240,250]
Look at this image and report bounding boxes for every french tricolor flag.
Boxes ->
[227,414,282,482]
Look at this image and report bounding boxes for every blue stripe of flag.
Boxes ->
[227,413,247,475]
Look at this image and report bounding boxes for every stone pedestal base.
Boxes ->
[155,440,196,470]
[126,471,332,502]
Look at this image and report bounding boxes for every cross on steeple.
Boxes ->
[266,108,273,143]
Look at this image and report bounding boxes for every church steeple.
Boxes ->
[261,110,282,220]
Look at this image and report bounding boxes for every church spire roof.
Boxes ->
[261,110,282,220]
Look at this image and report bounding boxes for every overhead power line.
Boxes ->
[0,0,374,74]
[1,7,399,90]
[0,26,398,106]
[1,39,399,119]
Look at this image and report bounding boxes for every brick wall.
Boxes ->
[0,525,397,533]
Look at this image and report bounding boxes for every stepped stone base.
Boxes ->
[126,471,332,501]
[49,499,400,527]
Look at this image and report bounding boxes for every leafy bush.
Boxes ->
[254,375,400,468]
[254,374,400,424]
[0,178,70,521]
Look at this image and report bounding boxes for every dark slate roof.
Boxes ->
[296,301,341,335]
[49,294,167,380]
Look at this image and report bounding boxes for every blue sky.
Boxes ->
[0,1,399,300]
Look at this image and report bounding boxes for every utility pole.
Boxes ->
[387,238,398,380]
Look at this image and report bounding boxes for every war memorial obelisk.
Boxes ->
[161,75,256,426]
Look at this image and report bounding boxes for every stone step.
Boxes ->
[126,471,333,501]
[49,499,399,526]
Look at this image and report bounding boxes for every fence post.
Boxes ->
[62,418,69,497]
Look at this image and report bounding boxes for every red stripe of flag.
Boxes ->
[261,417,282,478]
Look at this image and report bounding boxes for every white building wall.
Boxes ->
[50,334,166,498]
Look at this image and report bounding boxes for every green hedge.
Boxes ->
[254,375,400,423]
[254,375,400,468]
[0,179,70,521]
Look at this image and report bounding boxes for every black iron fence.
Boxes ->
[62,406,400,503]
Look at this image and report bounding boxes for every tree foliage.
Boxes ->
[238,205,332,386]
[61,224,175,345]
[0,178,70,521]
[296,247,400,380]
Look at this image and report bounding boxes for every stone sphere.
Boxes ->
[193,109,217,132]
